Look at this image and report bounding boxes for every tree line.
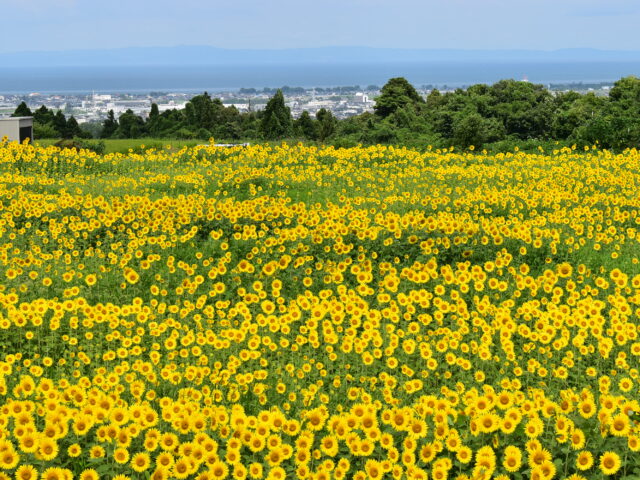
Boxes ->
[12,102,89,140]
[13,76,640,150]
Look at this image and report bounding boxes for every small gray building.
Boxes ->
[0,117,34,143]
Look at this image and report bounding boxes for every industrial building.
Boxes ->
[0,117,34,143]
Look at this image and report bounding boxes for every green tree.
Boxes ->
[212,101,243,139]
[609,76,640,105]
[426,89,444,109]
[12,102,32,117]
[32,105,60,138]
[65,116,87,139]
[572,114,618,148]
[33,105,55,125]
[374,77,424,118]
[146,103,162,137]
[53,111,68,138]
[100,110,118,138]
[186,93,215,130]
[425,91,468,139]
[452,112,504,148]
[33,123,59,139]
[79,121,103,139]
[260,90,293,140]
[115,109,146,138]
[552,92,606,140]
[149,103,160,120]
[363,122,398,144]
[295,111,317,139]
[316,108,337,142]
[488,80,554,139]
[604,76,640,148]
[239,112,261,139]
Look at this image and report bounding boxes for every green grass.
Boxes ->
[35,138,202,154]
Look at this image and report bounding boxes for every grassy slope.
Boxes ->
[35,138,202,154]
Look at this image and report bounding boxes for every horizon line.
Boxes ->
[5,45,640,55]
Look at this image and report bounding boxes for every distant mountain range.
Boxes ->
[3,46,640,68]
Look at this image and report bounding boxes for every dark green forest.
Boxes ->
[14,75,640,150]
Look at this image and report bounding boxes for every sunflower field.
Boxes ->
[0,139,639,480]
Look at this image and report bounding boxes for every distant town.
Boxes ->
[0,81,615,124]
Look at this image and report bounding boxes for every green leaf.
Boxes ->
[96,464,112,475]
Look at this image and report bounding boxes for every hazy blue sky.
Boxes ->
[2,0,640,53]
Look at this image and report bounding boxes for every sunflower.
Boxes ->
[557,262,573,278]
[131,452,151,472]
[156,451,175,469]
[320,435,339,456]
[18,433,38,453]
[248,463,263,479]
[570,430,585,450]
[419,443,436,463]
[478,413,500,433]
[538,461,556,479]
[431,466,448,480]
[232,463,248,480]
[113,447,129,464]
[364,459,383,480]
[248,435,266,453]
[172,458,191,480]
[79,470,99,480]
[359,439,375,456]
[578,400,596,418]
[500,416,517,434]
[599,452,621,476]
[124,268,140,284]
[575,451,593,471]
[41,468,64,480]
[38,438,58,461]
[14,465,38,480]
[149,468,169,480]
[524,418,543,438]
[609,413,630,437]
[89,445,105,458]
[63,443,81,458]
[456,446,473,464]
[528,447,552,468]
[503,445,522,472]
[160,433,179,451]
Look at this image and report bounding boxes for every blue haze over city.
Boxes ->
[1,0,640,93]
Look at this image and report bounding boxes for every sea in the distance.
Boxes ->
[1,61,640,94]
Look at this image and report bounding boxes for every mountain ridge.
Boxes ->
[2,46,640,68]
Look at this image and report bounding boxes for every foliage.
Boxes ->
[11,101,32,117]
[260,89,294,140]
[54,138,106,154]
[33,122,59,139]
[11,104,91,139]
[295,110,317,140]
[100,110,119,139]
[374,77,425,118]
[315,108,337,142]
[17,75,640,151]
